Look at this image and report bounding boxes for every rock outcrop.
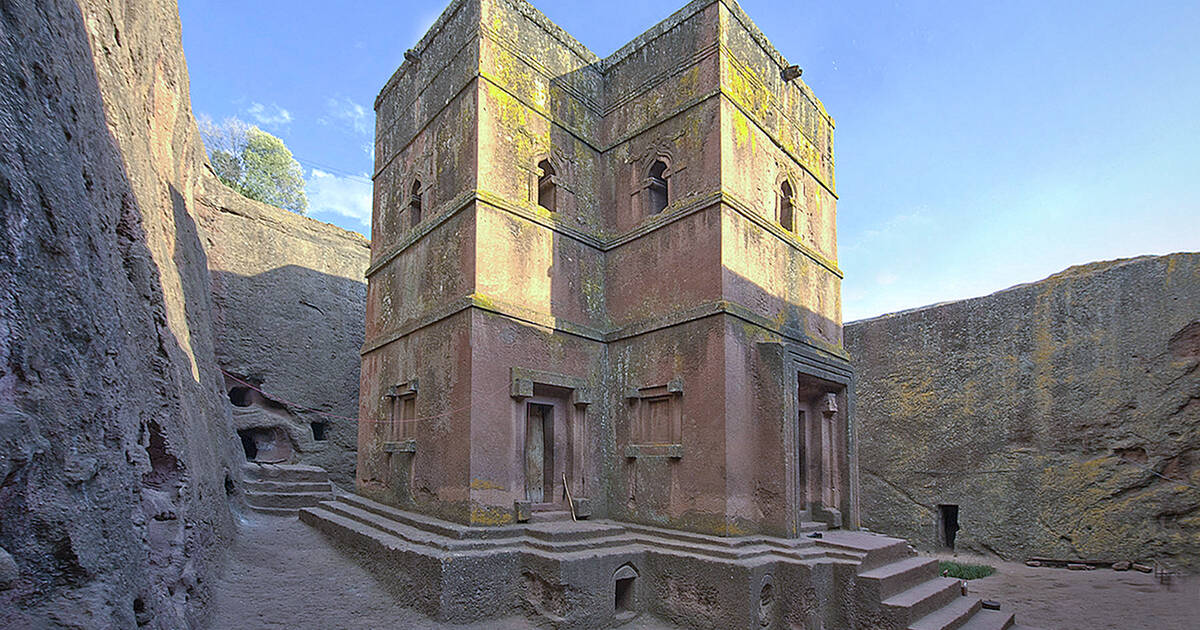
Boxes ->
[847,253,1200,570]
[197,177,368,486]
[0,0,249,626]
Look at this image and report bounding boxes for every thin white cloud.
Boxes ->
[246,102,292,127]
[327,96,370,136]
[307,169,372,230]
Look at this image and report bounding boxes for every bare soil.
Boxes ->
[931,552,1200,630]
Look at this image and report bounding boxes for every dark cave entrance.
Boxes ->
[237,427,293,463]
[938,504,960,549]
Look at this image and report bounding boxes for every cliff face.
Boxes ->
[847,253,1200,569]
[0,0,241,626]
[197,177,369,486]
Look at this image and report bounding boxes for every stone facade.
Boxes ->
[847,253,1200,570]
[360,0,856,537]
[197,177,370,486]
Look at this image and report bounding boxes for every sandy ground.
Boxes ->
[931,552,1200,630]
[204,510,681,630]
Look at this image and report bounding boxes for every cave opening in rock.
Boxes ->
[237,426,293,463]
[938,504,960,549]
[228,386,252,407]
[311,421,328,441]
[239,429,258,460]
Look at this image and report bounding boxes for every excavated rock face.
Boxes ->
[0,0,241,626]
[197,177,369,486]
[847,253,1200,570]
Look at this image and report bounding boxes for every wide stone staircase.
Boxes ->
[241,463,334,515]
[299,492,1038,630]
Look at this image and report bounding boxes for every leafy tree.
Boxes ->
[199,115,309,214]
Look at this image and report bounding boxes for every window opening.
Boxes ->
[613,564,638,616]
[537,160,556,211]
[779,180,794,232]
[409,180,422,228]
[311,421,328,441]
[648,160,668,214]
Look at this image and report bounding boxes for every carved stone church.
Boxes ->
[359,0,852,535]
[302,1,1032,627]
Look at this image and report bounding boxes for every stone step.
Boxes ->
[242,463,329,483]
[246,505,301,517]
[529,510,573,523]
[957,608,1015,630]
[335,493,506,541]
[243,478,332,493]
[882,577,963,626]
[300,505,410,557]
[860,556,940,600]
[816,531,913,571]
[317,499,461,551]
[909,595,981,630]
[244,490,332,509]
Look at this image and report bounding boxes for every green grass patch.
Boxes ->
[938,561,996,580]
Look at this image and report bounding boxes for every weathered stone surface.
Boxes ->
[847,253,1200,570]
[0,0,244,626]
[196,176,369,486]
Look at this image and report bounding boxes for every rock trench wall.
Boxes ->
[0,0,242,627]
[0,0,368,626]
[197,177,369,487]
[847,253,1200,570]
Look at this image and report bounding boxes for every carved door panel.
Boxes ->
[525,403,554,503]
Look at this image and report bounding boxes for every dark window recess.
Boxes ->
[311,421,328,441]
[615,576,634,613]
[537,160,556,211]
[409,180,422,227]
[228,387,252,407]
[779,180,794,232]
[938,504,960,549]
[648,160,668,214]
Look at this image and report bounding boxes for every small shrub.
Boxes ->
[939,561,996,580]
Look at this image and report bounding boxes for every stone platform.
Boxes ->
[301,493,1037,629]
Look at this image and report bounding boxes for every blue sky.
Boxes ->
[180,0,1199,321]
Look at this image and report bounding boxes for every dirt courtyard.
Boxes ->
[932,552,1199,630]
[206,511,1197,629]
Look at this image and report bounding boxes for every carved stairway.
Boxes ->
[241,463,334,515]
[817,532,1040,630]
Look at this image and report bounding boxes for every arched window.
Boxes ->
[648,160,668,215]
[537,160,556,211]
[409,180,422,228]
[778,180,794,233]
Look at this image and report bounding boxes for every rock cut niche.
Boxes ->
[224,374,297,463]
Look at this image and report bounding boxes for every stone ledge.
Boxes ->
[624,444,684,459]
[382,440,417,454]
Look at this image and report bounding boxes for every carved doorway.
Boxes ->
[796,375,845,528]
[525,402,555,504]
